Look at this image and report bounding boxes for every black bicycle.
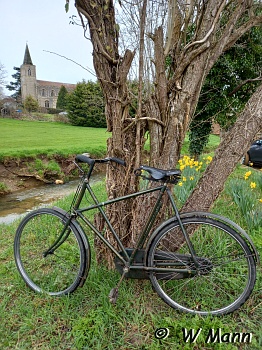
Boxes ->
[14,155,259,315]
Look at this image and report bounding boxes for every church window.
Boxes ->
[45,100,50,108]
[28,68,31,76]
[41,89,45,97]
[51,90,55,97]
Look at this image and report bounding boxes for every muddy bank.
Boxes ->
[0,155,79,195]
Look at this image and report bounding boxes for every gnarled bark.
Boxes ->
[74,0,262,268]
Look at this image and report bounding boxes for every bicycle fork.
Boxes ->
[43,216,73,257]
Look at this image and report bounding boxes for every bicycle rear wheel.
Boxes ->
[14,208,87,295]
[147,217,256,315]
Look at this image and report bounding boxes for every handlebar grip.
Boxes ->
[75,154,95,166]
[109,157,126,166]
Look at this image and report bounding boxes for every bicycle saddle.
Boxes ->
[135,165,181,184]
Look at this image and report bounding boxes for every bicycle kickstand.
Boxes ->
[108,267,129,304]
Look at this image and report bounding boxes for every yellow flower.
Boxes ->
[244,171,252,180]
[259,199,262,203]
[190,176,194,181]
[204,156,213,164]
[178,182,183,186]
[182,176,187,182]
[250,182,256,189]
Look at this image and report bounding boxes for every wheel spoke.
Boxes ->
[14,208,88,295]
[148,217,256,315]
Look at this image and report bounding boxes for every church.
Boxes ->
[20,44,76,108]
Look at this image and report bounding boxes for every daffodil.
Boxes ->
[178,181,183,186]
[250,182,256,189]
[244,171,252,180]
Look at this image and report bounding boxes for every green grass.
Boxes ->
[1,175,262,349]
[0,118,260,348]
[0,118,220,160]
[0,119,109,159]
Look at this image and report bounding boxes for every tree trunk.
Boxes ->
[74,0,262,268]
[182,83,262,213]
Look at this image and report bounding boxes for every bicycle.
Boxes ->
[14,155,259,316]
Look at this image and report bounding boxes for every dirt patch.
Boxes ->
[0,155,76,195]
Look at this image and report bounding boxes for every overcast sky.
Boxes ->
[1,0,95,96]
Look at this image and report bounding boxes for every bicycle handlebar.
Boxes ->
[75,154,126,167]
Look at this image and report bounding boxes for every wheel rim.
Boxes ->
[15,211,85,295]
[148,219,255,315]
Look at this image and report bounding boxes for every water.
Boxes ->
[0,174,104,225]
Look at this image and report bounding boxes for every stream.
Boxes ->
[0,174,104,225]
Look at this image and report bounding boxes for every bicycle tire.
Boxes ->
[147,216,256,315]
[14,208,88,296]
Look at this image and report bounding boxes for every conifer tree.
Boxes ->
[56,85,68,109]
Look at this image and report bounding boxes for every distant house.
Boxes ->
[20,44,76,108]
[0,97,17,115]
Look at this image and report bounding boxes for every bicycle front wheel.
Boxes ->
[14,208,87,296]
[147,217,256,315]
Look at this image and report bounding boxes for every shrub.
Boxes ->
[0,182,9,195]
[23,95,39,112]
[66,80,106,128]
[46,108,63,114]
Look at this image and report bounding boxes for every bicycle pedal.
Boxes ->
[109,287,119,304]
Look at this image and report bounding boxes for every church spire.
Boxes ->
[23,43,33,65]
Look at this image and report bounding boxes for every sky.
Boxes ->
[0,0,95,96]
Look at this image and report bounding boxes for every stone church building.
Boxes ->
[20,44,76,108]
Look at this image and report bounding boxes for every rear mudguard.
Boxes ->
[145,211,259,265]
[52,206,91,287]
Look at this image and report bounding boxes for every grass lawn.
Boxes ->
[1,118,261,348]
[0,119,109,159]
[0,118,220,160]
[1,165,262,349]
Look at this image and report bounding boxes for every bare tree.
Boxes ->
[72,0,262,267]
[0,62,7,98]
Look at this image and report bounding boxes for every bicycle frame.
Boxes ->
[44,159,200,277]
[58,173,199,274]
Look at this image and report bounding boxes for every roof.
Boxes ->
[23,44,33,65]
[36,80,76,89]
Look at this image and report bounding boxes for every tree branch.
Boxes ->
[224,14,262,52]
[43,50,96,77]
[228,76,262,96]
[168,41,210,92]
[183,0,227,52]
[76,5,118,64]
